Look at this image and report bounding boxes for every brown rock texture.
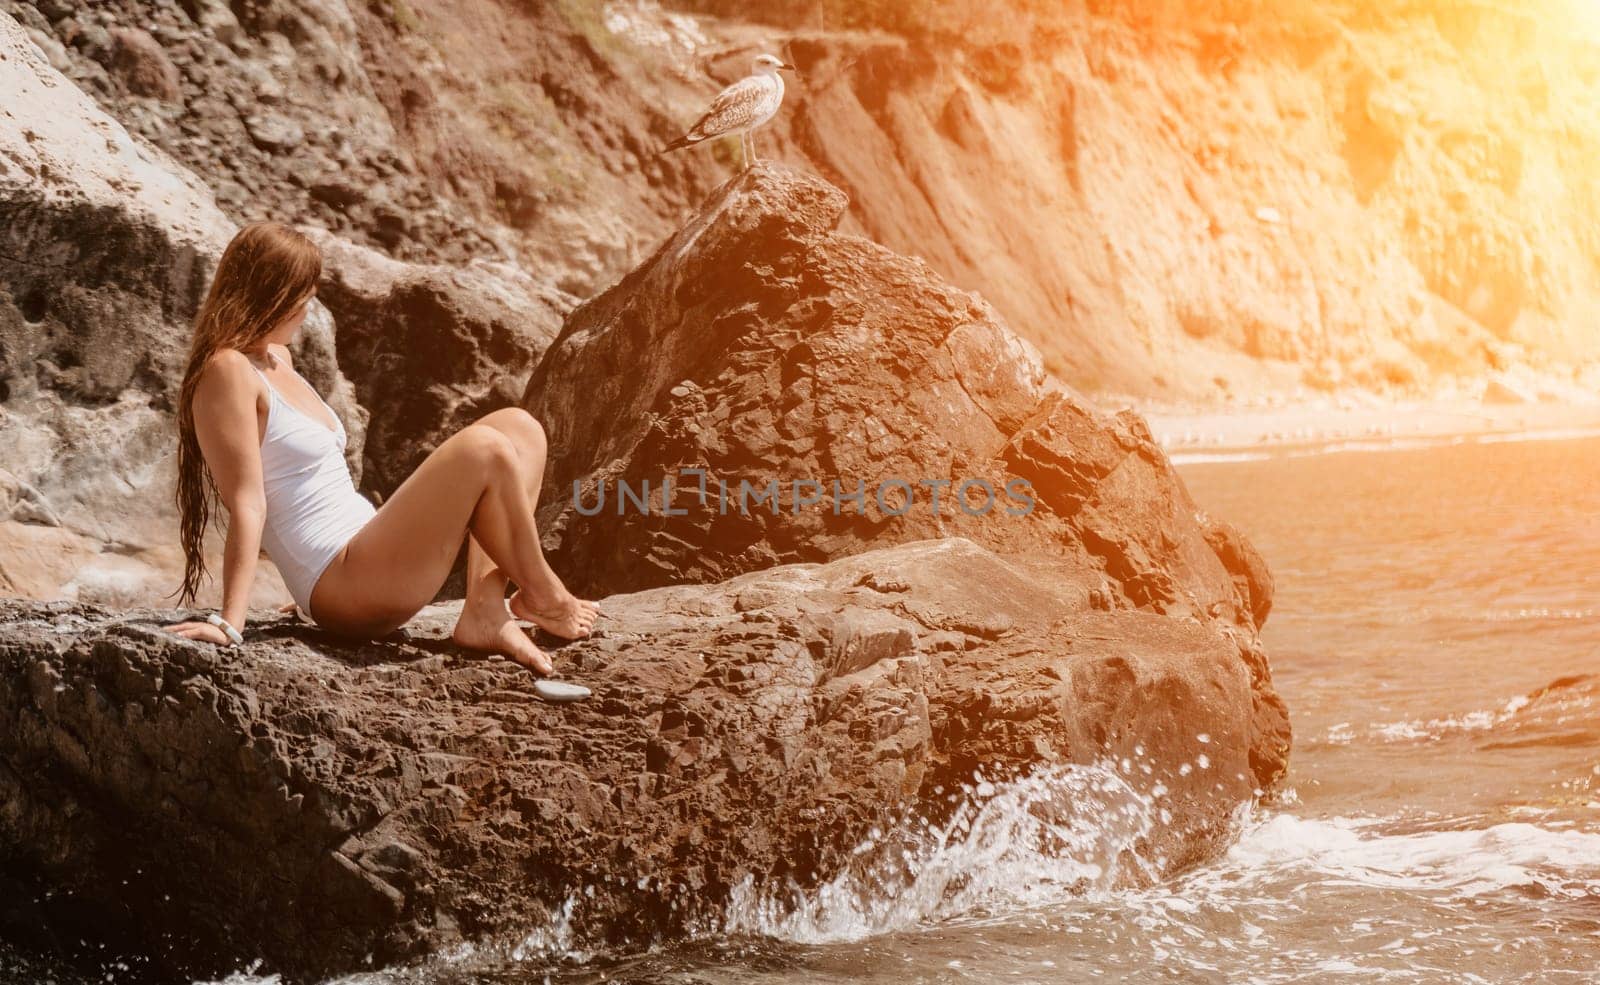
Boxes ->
[306,231,569,500]
[524,164,1264,637]
[0,536,1290,981]
[0,0,728,289]
[106,27,180,101]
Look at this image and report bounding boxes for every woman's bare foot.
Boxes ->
[508,587,600,640]
[451,599,553,675]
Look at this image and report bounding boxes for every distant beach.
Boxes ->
[1126,386,1600,465]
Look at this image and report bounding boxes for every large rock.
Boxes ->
[0,537,1290,981]
[0,12,366,607]
[306,230,569,500]
[524,164,1265,632]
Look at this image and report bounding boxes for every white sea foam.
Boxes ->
[1473,426,1600,446]
[1320,694,1533,744]
[190,961,280,985]
[1467,606,1599,622]
[1186,813,1600,901]
[1167,450,1274,465]
[722,762,1170,944]
[187,805,1600,985]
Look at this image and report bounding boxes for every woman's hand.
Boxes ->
[161,620,235,646]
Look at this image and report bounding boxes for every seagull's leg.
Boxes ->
[740,131,751,171]
[750,128,760,163]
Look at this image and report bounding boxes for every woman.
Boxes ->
[161,222,598,674]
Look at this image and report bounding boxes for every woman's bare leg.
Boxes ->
[309,421,596,672]
[454,408,600,640]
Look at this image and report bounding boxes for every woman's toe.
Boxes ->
[513,638,551,674]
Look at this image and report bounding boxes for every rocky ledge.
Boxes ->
[2,537,1285,982]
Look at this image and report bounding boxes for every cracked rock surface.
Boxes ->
[525,163,1270,640]
[0,537,1288,981]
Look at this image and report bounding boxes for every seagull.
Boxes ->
[661,53,797,170]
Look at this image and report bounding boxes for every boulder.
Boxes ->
[306,230,570,500]
[0,536,1290,981]
[524,164,1263,631]
[106,27,180,101]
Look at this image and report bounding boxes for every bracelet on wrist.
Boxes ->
[205,612,245,646]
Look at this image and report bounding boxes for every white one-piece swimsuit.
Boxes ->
[249,362,376,623]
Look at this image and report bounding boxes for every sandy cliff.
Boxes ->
[6,0,1597,601]
[9,0,1597,403]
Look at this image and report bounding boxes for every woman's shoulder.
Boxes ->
[196,349,267,404]
[206,343,291,367]
[203,347,258,377]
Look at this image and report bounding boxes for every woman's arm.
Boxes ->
[166,350,267,642]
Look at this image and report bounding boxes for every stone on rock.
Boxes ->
[107,27,182,101]
[181,0,243,49]
[1481,373,1535,405]
[244,112,305,153]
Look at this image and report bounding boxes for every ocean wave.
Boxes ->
[185,764,1183,981]
[1287,435,1472,458]
[1319,675,1596,746]
[1459,607,1600,623]
[1319,694,1532,745]
[720,762,1177,944]
[1167,450,1274,465]
[1170,426,1600,467]
[1184,813,1600,901]
[1472,427,1600,446]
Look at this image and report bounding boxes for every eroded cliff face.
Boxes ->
[10,0,1596,407]
[681,1,1600,398]
[0,0,730,292]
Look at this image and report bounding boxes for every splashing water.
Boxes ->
[722,762,1170,944]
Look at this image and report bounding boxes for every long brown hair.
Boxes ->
[172,222,322,605]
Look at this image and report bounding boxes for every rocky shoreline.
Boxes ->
[1,534,1286,982]
[1,142,1290,984]
[4,5,1290,981]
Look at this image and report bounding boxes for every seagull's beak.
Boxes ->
[781,62,798,73]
